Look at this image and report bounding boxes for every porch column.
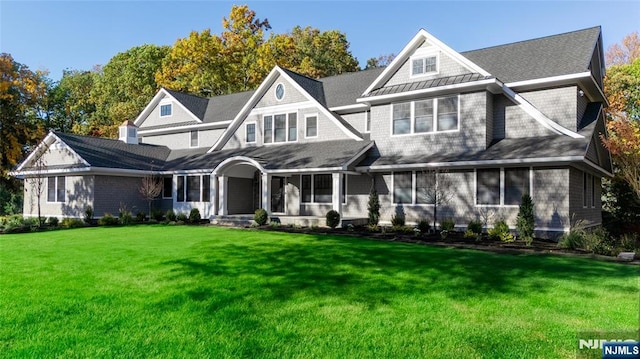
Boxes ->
[261,173,271,214]
[218,175,228,215]
[212,175,218,216]
[332,172,343,219]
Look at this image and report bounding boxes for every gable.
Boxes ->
[254,74,312,109]
[584,110,612,173]
[137,93,200,130]
[15,133,90,174]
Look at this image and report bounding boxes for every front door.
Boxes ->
[271,176,285,213]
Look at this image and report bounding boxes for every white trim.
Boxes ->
[356,156,587,172]
[500,84,583,139]
[15,132,91,172]
[390,94,460,136]
[261,111,299,145]
[45,175,66,203]
[305,113,319,138]
[212,156,267,176]
[249,101,314,116]
[137,121,231,136]
[300,173,334,205]
[159,103,173,118]
[364,110,371,133]
[245,122,257,144]
[358,78,497,104]
[189,130,199,148]
[505,72,592,88]
[410,50,439,78]
[330,103,369,112]
[269,167,343,174]
[362,28,491,96]
[174,174,211,203]
[342,142,375,170]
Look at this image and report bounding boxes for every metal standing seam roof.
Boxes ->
[364,73,491,98]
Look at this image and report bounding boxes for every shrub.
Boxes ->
[516,194,535,243]
[166,209,176,222]
[176,212,188,222]
[151,209,164,222]
[440,218,455,231]
[558,230,585,250]
[47,216,59,227]
[119,211,134,226]
[189,208,201,224]
[393,225,414,234]
[98,213,119,226]
[366,224,379,232]
[326,210,340,229]
[467,220,482,235]
[417,219,431,234]
[254,208,268,226]
[391,214,405,227]
[463,229,478,240]
[84,206,94,224]
[488,219,510,240]
[268,221,281,229]
[136,211,146,222]
[60,218,84,229]
[583,227,616,256]
[618,233,639,252]
[367,187,380,226]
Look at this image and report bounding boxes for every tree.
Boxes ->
[601,118,640,199]
[367,184,380,226]
[516,194,535,245]
[25,145,49,227]
[606,31,640,66]
[46,69,98,134]
[365,54,396,69]
[138,172,163,220]
[604,57,640,120]
[417,169,454,230]
[0,53,47,178]
[86,45,168,138]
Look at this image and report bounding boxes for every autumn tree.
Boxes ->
[606,31,640,66]
[90,44,169,137]
[365,54,396,69]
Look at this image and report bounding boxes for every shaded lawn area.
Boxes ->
[0,226,637,358]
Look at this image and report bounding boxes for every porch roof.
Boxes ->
[163,139,374,172]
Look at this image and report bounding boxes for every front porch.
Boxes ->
[210,215,368,228]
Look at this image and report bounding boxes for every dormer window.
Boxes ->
[160,103,172,117]
[410,48,439,77]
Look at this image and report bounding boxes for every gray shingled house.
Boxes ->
[13,26,611,238]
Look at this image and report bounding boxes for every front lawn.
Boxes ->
[0,226,637,358]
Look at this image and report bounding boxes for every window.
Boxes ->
[274,114,287,142]
[476,169,500,205]
[263,113,297,143]
[393,172,412,204]
[504,168,530,205]
[246,123,256,143]
[306,115,317,138]
[160,103,172,117]
[416,171,436,204]
[47,176,65,203]
[190,130,198,147]
[301,175,312,203]
[275,83,285,101]
[411,55,437,76]
[314,174,332,203]
[342,174,347,204]
[176,175,210,202]
[288,113,297,141]
[591,175,596,208]
[365,111,371,133]
[163,177,172,198]
[583,172,588,207]
[264,116,273,144]
[392,95,458,135]
[437,96,458,131]
[392,102,411,135]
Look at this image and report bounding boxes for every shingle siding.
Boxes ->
[385,46,473,88]
[40,143,84,167]
[23,175,93,218]
[141,128,225,150]
[568,168,602,227]
[494,94,556,138]
[255,74,309,108]
[520,86,578,131]
[139,93,197,129]
[93,176,148,217]
[576,88,589,130]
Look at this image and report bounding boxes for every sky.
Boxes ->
[1,1,639,81]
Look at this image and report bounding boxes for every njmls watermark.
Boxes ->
[577,330,640,359]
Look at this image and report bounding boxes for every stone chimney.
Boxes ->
[118,120,138,145]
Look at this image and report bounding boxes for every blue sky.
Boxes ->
[1,1,639,80]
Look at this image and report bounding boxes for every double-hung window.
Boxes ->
[416,171,436,204]
[476,168,530,206]
[246,123,256,143]
[392,95,458,135]
[190,130,198,147]
[301,174,345,204]
[160,103,172,117]
[306,115,317,138]
[47,176,65,203]
[264,113,298,143]
[393,172,412,204]
[411,55,438,76]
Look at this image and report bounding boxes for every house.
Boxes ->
[12,26,611,238]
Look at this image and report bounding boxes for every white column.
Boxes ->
[332,172,342,219]
[261,173,270,214]
[218,175,228,215]
[212,175,218,216]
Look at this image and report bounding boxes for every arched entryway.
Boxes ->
[213,157,273,216]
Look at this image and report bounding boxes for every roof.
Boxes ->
[282,68,327,106]
[164,89,209,120]
[321,67,385,107]
[462,26,601,83]
[164,140,373,172]
[202,90,254,123]
[358,135,590,168]
[364,73,490,98]
[53,132,171,170]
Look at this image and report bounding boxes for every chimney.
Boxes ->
[119,120,138,144]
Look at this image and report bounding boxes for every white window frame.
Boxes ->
[275,82,285,101]
[176,175,210,203]
[390,95,460,137]
[364,110,371,133]
[300,173,342,204]
[391,171,438,206]
[245,122,256,144]
[474,167,532,207]
[262,112,298,144]
[159,102,172,117]
[305,113,318,139]
[190,130,199,148]
[46,176,66,203]
[410,49,439,78]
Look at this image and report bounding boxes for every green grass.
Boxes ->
[0,226,637,358]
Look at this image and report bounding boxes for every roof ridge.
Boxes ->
[461,26,601,54]
[281,67,323,83]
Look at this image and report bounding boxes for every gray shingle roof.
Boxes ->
[163,140,372,172]
[202,90,254,123]
[164,89,208,120]
[364,73,490,98]
[462,26,601,83]
[282,68,326,105]
[358,135,589,168]
[320,67,385,107]
[53,132,172,170]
